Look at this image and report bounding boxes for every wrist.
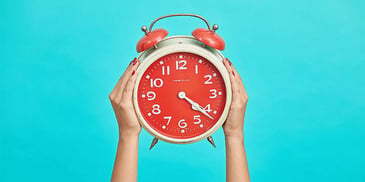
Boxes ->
[224,129,243,138]
[119,129,140,140]
[119,134,139,144]
[224,132,244,142]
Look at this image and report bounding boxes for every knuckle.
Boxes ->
[243,95,248,102]
[120,95,133,107]
[231,100,245,110]
[232,103,244,109]
[232,87,240,93]
[124,86,132,93]
[122,90,130,99]
[109,93,115,102]
[118,102,129,109]
[119,102,133,110]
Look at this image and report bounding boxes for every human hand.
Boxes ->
[222,58,248,139]
[109,58,141,138]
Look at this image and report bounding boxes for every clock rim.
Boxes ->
[133,36,232,144]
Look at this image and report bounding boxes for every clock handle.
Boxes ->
[147,13,215,32]
[137,14,225,52]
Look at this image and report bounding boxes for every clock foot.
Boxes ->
[149,138,159,150]
[207,136,216,148]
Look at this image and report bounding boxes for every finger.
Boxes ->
[121,67,138,104]
[223,58,233,72]
[110,58,138,98]
[227,59,248,96]
[114,58,139,102]
[223,58,240,100]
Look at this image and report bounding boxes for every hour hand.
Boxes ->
[178,91,214,120]
[193,103,214,120]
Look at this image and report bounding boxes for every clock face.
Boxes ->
[136,52,227,140]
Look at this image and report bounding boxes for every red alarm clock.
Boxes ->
[133,14,232,149]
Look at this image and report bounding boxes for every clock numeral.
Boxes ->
[178,119,187,128]
[203,104,212,112]
[195,65,199,74]
[176,60,187,70]
[146,91,156,100]
[163,116,172,126]
[204,75,213,84]
[150,78,163,88]
[162,66,170,75]
[193,115,201,124]
[152,104,161,115]
[209,89,217,98]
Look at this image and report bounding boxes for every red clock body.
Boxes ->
[136,52,227,140]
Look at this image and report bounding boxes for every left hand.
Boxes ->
[222,58,248,138]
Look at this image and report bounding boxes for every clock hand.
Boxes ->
[178,91,214,120]
[193,103,214,120]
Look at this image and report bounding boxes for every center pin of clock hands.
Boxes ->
[178,91,214,120]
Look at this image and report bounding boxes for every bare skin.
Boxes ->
[222,58,250,182]
[110,58,140,182]
[110,58,249,182]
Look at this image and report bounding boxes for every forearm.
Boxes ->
[111,134,139,182]
[225,135,250,182]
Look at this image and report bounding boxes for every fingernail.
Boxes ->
[228,59,232,66]
[132,70,136,75]
[130,58,137,66]
[232,71,235,76]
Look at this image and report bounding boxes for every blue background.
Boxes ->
[1,0,364,181]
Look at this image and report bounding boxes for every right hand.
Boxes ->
[109,58,141,137]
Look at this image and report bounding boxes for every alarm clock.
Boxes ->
[133,14,232,149]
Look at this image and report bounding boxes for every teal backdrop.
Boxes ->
[1,0,364,181]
